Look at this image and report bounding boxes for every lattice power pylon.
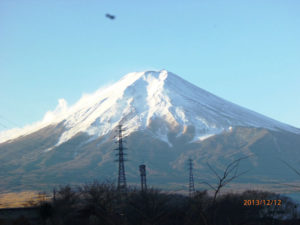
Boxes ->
[139,164,147,191]
[115,124,127,193]
[188,158,195,197]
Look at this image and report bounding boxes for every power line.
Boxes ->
[0,115,19,127]
[0,122,8,129]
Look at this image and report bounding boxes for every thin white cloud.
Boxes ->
[0,81,115,144]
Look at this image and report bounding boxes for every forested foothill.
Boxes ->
[0,181,299,225]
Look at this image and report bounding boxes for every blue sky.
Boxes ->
[0,0,299,131]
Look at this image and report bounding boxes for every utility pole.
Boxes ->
[53,187,56,201]
[139,164,147,192]
[115,124,127,193]
[188,158,195,197]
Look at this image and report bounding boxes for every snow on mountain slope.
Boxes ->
[1,70,299,146]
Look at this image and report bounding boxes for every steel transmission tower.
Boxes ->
[139,164,147,191]
[188,158,195,197]
[115,124,127,193]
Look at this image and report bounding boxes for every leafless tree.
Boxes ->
[202,156,249,204]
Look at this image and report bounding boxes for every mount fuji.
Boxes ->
[1,70,300,193]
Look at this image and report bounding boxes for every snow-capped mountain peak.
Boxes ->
[0,70,299,146]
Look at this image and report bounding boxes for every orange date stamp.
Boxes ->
[243,199,282,206]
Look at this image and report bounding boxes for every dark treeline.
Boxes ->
[1,181,299,225]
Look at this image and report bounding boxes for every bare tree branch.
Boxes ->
[222,169,250,186]
[201,181,217,191]
[203,156,250,204]
[207,162,221,180]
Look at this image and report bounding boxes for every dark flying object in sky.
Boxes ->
[106,14,115,20]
